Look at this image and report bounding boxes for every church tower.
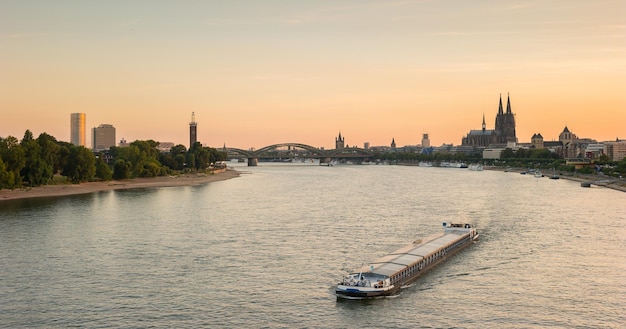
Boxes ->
[482,113,486,132]
[335,132,344,149]
[495,93,517,144]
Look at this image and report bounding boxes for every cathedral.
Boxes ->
[462,94,517,147]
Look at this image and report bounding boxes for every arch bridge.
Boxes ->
[225,142,374,166]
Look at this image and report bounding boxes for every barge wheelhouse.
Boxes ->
[335,222,478,299]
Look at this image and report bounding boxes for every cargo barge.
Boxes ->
[335,222,479,299]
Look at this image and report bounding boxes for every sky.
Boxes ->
[1,0,625,150]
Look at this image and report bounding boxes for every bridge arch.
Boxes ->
[254,143,327,157]
[327,147,374,157]
[225,147,254,158]
[225,143,375,166]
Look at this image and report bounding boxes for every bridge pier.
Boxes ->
[319,157,331,166]
[248,158,258,166]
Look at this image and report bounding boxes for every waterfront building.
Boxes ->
[421,133,430,148]
[606,139,626,161]
[557,126,598,158]
[531,133,544,149]
[157,142,175,153]
[585,144,606,158]
[559,126,577,145]
[335,132,344,149]
[92,124,116,151]
[462,94,517,147]
[190,112,197,148]
[70,113,86,147]
[462,113,494,147]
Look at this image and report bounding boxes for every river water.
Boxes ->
[1,163,624,328]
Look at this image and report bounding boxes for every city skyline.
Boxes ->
[2,1,624,149]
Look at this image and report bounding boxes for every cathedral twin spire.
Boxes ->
[462,93,517,146]
[497,93,512,115]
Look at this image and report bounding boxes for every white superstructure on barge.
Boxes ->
[335,222,479,298]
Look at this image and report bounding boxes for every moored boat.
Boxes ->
[335,223,479,299]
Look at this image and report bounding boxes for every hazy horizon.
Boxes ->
[2,1,624,149]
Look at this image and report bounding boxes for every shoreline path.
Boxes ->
[0,169,241,201]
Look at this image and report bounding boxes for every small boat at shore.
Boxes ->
[468,163,483,171]
[335,223,479,299]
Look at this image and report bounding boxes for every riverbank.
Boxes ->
[0,169,240,201]
[486,166,626,193]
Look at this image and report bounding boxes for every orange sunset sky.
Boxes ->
[1,1,625,150]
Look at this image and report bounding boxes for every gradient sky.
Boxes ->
[2,0,625,150]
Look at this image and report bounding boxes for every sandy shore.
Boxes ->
[0,169,241,201]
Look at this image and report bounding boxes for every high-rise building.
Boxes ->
[92,124,116,151]
[190,112,197,148]
[70,113,86,147]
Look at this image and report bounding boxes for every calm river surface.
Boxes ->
[1,163,625,328]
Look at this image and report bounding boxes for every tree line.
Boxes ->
[0,130,226,190]
[374,146,626,176]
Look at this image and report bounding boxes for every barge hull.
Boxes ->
[336,223,478,298]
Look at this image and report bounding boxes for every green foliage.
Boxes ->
[61,146,96,183]
[0,158,13,189]
[112,159,131,180]
[0,136,26,188]
[1,131,232,190]
[20,130,51,186]
[37,132,61,175]
[95,154,113,181]
[577,166,594,174]
[112,140,165,177]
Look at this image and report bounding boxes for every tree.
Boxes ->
[62,145,96,183]
[170,144,187,155]
[500,148,515,159]
[113,159,131,180]
[0,136,26,188]
[0,158,13,189]
[114,140,165,177]
[95,154,113,181]
[37,132,60,178]
[21,130,48,186]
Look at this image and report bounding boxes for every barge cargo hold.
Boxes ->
[335,222,479,299]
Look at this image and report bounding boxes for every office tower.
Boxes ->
[70,113,86,147]
[92,124,116,151]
